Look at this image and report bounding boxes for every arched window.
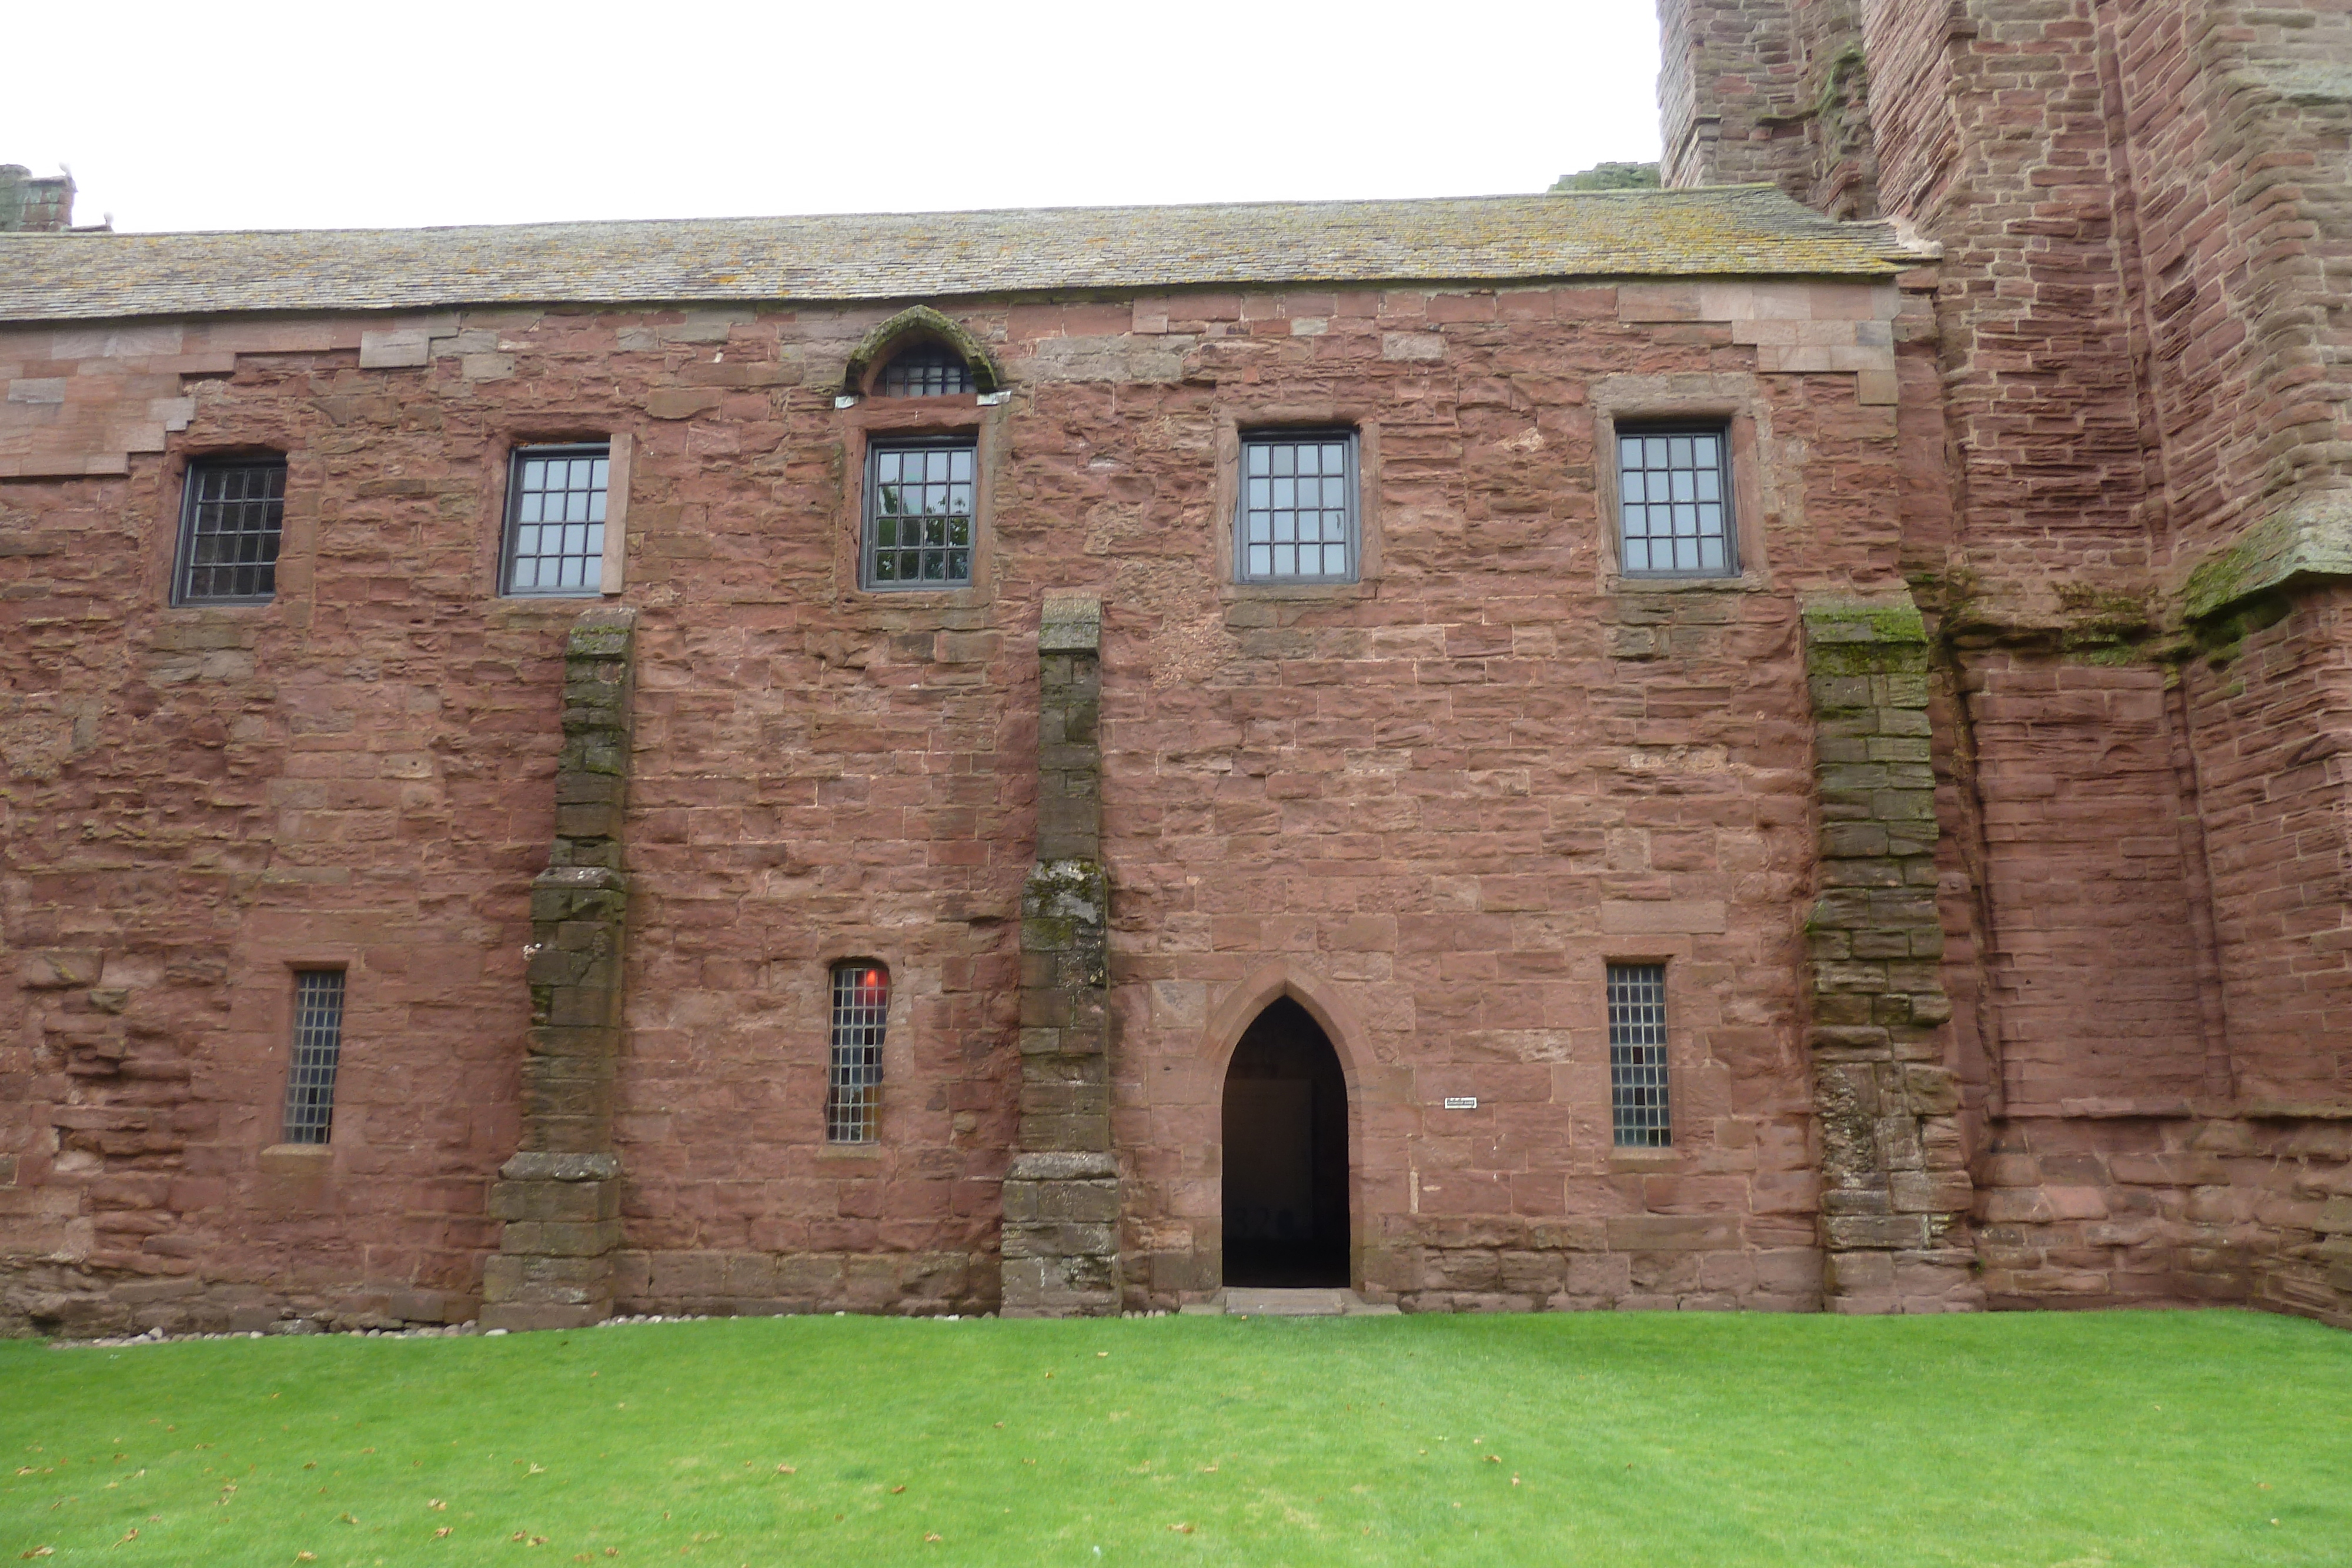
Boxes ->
[827,962,890,1142]
[878,342,974,398]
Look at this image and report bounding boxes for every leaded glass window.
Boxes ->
[827,962,889,1144]
[1608,963,1672,1148]
[173,458,286,605]
[1618,426,1735,577]
[864,440,974,588]
[502,444,610,596]
[282,969,347,1145]
[1238,431,1357,583]
[879,343,974,397]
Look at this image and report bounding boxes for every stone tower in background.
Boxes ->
[1659,0,2352,1321]
[0,166,75,232]
[1656,0,1877,216]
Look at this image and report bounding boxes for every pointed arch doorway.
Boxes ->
[1221,997,1350,1288]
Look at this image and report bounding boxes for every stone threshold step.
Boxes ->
[1179,1288,1402,1318]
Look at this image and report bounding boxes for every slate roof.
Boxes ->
[0,186,1923,325]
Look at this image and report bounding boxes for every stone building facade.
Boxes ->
[2,0,2348,1335]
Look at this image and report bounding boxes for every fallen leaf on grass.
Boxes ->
[19,1550,52,1560]
[528,1464,546,1475]
[433,1527,452,1539]
[1512,1475,1521,1486]
[924,1534,943,1544]
[113,1530,137,1545]
[512,1533,528,1543]
[297,1556,315,1563]
[891,1485,907,1495]
[429,1499,446,1510]
[1095,1352,1108,1359]
[1168,1523,1194,1534]
[775,1465,796,1475]
[1199,1465,1217,1474]
[339,1512,359,1523]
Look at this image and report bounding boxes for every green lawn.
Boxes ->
[3,1309,2347,1566]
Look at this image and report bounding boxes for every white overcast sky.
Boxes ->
[5,1,1663,233]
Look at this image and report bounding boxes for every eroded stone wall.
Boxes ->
[1671,0,2352,1327]
[4,272,1920,1325]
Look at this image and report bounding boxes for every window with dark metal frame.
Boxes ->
[1607,963,1672,1148]
[863,438,975,588]
[1616,425,1735,577]
[1238,430,1357,583]
[826,962,889,1144]
[173,457,287,605]
[280,969,348,1145]
[502,443,610,596]
[878,342,975,398]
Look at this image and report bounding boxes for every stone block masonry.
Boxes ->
[1801,596,1976,1312]
[1001,593,1121,1318]
[481,609,637,1332]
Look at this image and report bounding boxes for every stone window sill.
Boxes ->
[1606,1148,1682,1172]
[1606,573,1769,596]
[814,1144,884,1162]
[1220,579,1374,604]
[259,1144,332,1170]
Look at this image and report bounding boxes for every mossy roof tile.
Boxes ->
[0,186,1921,324]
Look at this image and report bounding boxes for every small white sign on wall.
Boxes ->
[1442,1096,1478,1111]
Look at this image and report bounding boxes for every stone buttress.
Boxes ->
[1000,593,1122,1316]
[479,607,637,1330]
[1800,596,1979,1312]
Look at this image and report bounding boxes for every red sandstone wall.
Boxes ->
[1,330,573,1332]
[1960,652,2214,1111]
[1861,0,1958,220]
[2109,0,2352,564]
[4,276,1916,1326]
[1973,1113,2352,1324]
[2178,589,2352,1105]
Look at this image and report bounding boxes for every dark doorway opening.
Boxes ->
[1221,998,1349,1288]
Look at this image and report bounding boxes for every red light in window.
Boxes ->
[864,969,884,989]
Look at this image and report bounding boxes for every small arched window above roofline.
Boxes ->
[879,341,974,397]
[841,306,1003,399]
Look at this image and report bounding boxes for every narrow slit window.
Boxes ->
[1617,425,1735,577]
[502,443,610,596]
[281,969,347,1145]
[1608,963,1671,1148]
[1238,430,1357,583]
[173,457,286,605]
[878,343,975,397]
[864,439,975,588]
[827,962,889,1143]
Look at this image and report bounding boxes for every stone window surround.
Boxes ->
[482,424,634,600]
[152,442,305,616]
[256,948,362,1175]
[810,947,918,1158]
[1589,375,1775,596]
[1209,406,1384,601]
[833,400,1005,612]
[1601,951,1686,1173]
